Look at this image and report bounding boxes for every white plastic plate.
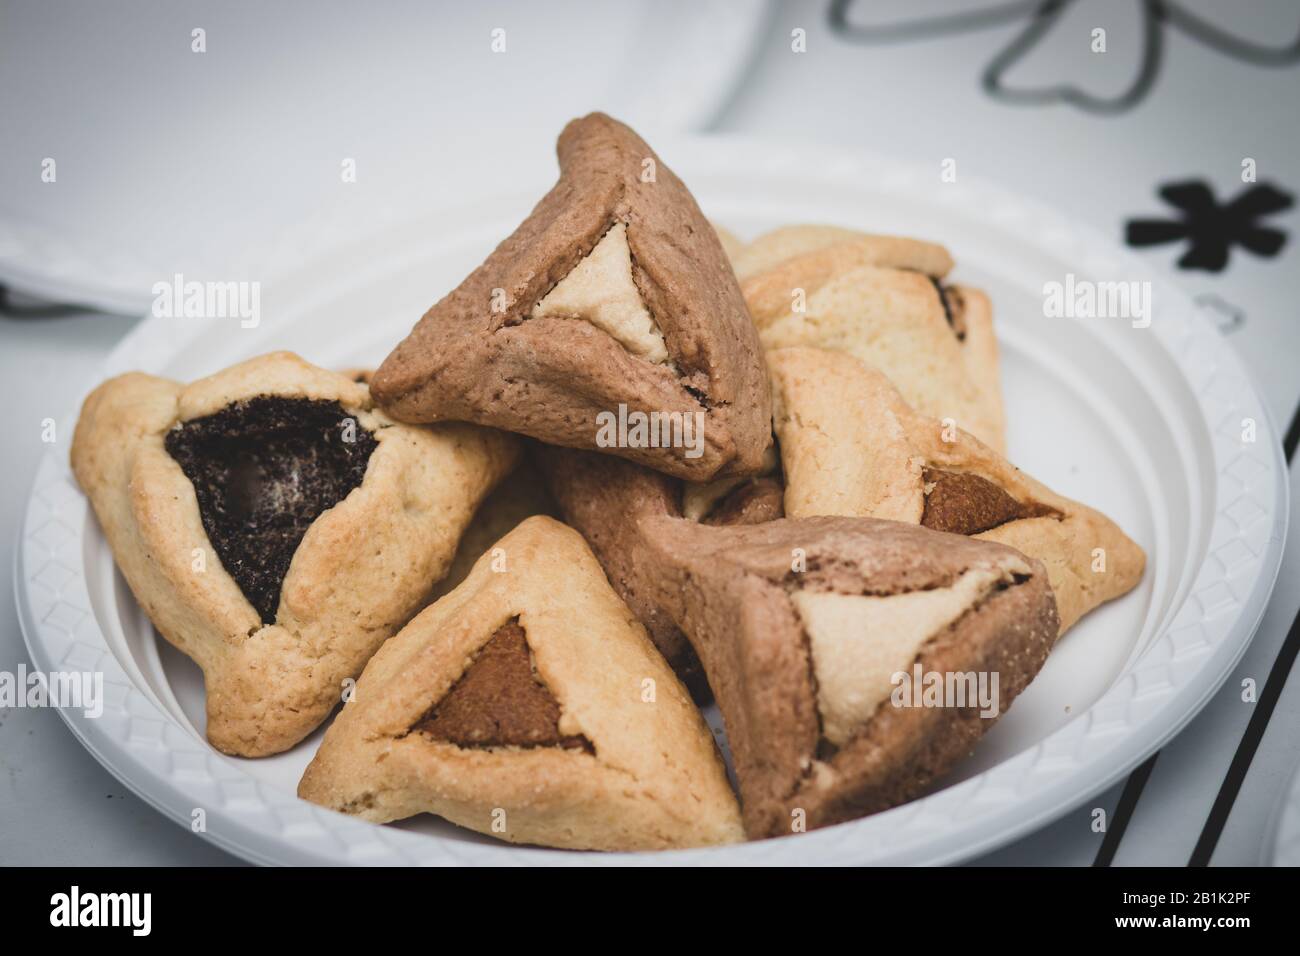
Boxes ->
[16,135,1288,865]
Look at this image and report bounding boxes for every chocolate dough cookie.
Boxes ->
[637,514,1059,839]
[371,112,771,481]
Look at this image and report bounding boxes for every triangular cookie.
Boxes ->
[767,346,1145,634]
[71,352,518,756]
[738,225,1006,451]
[298,516,743,850]
[371,113,772,481]
[636,514,1058,838]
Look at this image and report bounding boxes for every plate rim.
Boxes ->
[16,132,1290,866]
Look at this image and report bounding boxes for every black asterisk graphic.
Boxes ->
[1125,181,1293,272]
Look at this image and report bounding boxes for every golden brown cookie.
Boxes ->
[731,224,954,282]
[740,225,1005,451]
[637,515,1059,839]
[298,516,743,851]
[371,113,772,481]
[71,351,518,757]
[768,347,1145,634]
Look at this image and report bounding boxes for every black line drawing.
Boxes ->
[1125,181,1293,273]
[828,0,1300,114]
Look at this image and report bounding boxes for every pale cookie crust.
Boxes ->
[952,284,1003,446]
[297,516,743,851]
[71,351,518,757]
[767,347,1145,634]
[638,514,1058,838]
[372,113,772,481]
[758,264,1006,451]
[731,225,954,282]
[735,221,1004,451]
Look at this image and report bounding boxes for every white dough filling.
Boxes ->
[793,567,1007,746]
[531,222,669,363]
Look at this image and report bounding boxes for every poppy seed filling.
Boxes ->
[164,396,379,623]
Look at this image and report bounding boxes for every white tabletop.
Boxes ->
[2,0,1297,866]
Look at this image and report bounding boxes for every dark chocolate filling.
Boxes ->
[164,396,378,624]
[920,467,1057,536]
[413,620,593,753]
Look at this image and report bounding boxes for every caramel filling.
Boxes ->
[702,476,785,527]
[683,442,783,526]
[413,621,593,753]
[164,396,378,624]
[920,468,1058,536]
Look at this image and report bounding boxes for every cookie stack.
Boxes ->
[72,113,1143,852]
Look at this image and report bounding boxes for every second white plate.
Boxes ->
[0,0,771,313]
